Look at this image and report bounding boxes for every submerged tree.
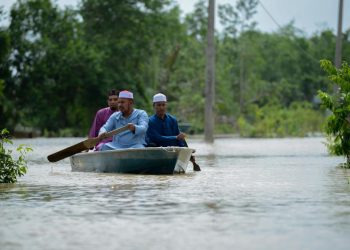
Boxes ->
[318,59,350,167]
[0,128,32,183]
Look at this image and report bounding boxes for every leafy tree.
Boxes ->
[168,0,208,132]
[318,60,350,166]
[0,7,12,128]
[185,0,208,41]
[218,0,258,113]
[80,0,184,110]
[2,0,350,138]
[7,0,105,134]
[0,128,32,183]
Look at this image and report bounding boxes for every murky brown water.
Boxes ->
[1,137,350,250]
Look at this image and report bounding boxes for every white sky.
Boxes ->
[1,0,349,35]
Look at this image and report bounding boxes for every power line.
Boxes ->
[257,0,283,30]
[257,0,320,64]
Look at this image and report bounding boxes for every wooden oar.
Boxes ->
[183,140,201,171]
[47,125,129,162]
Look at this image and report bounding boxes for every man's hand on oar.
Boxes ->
[47,125,129,162]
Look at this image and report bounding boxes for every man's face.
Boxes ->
[118,98,133,113]
[108,95,118,111]
[154,102,167,116]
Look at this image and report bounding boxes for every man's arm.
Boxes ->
[147,119,178,144]
[134,110,149,135]
[99,113,116,135]
[174,119,186,147]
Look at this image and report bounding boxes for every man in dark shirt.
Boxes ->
[146,93,186,147]
[146,93,200,171]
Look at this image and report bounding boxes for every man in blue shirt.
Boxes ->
[146,93,200,171]
[98,90,149,150]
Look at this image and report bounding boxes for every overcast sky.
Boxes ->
[1,0,349,35]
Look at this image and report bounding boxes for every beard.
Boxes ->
[110,106,117,111]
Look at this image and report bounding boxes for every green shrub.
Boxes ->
[0,128,32,183]
[318,60,350,167]
[237,102,325,137]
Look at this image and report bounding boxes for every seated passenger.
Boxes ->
[146,93,186,147]
[146,93,200,171]
[98,90,149,150]
[89,89,119,151]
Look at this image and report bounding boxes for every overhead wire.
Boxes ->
[257,0,321,64]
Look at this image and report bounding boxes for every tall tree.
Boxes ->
[7,0,104,134]
[80,0,183,109]
[218,0,258,113]
[0,8,11,127]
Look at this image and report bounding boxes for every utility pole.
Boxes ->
[335,0,343,69]
[205,0,215,143]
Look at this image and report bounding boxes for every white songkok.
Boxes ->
[119,90,133,99]
[153,93,167,103]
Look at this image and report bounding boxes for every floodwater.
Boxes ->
[1,137,350,250]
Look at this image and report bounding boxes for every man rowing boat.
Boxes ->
[98,90,149,150]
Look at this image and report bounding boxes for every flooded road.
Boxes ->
[1,137,350,250]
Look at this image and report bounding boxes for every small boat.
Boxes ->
[70,147,194,174]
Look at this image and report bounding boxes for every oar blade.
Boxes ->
[47,125,128,163]
[47,140,89,162]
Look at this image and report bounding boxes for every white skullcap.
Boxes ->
[153,93,167,103]
[119,90,133,99]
